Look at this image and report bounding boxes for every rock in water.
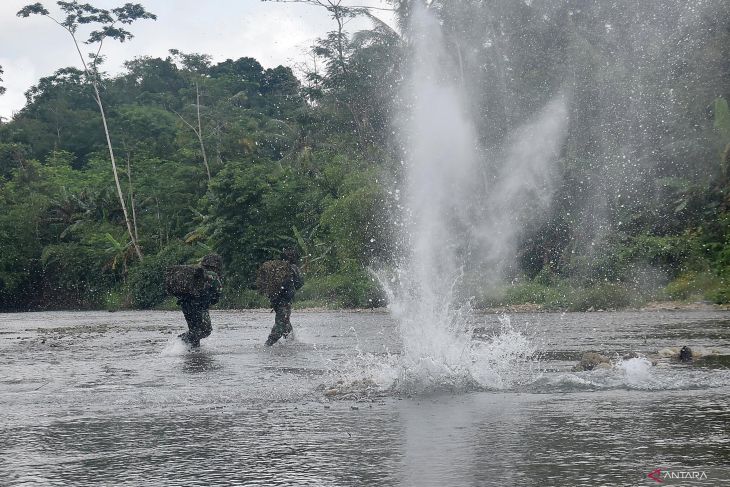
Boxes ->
[573,352,611,371]
[679,346,693,362]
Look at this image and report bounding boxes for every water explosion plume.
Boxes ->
[379,2,569,391]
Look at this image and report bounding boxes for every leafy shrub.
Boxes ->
[706,285,730,304]
[153,297,179,311]
[297,261,384,308]
[564,242,625,283]
[500,281,571,309]
[664,270,730,303]
[207,161,323,289]
[319,168,393,265]
[40,242,110,308]
[664,271,723,300]
[217,288,268,309]
[568,282,635,311]
[619,234,700,277]
[103,289,124,311]
[565,233,702,286]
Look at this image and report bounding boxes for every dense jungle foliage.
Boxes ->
[1,0,729,311]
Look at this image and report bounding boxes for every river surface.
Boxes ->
[1,309,729,486]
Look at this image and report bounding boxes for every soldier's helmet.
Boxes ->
[281,247,300,265]
[201,253,223,274]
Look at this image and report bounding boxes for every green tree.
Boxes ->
[18,1,157,261]
[10,68,103,159]
[168,51,212,183]
[206,160,323,286]
[265,0,400,153]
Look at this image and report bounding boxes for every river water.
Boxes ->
[1,309,729,486]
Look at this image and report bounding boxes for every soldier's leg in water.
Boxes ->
[265,303,287,346]
[179,300,195,344]
[195,309,212,341]
[181,301,204,347]
[282,303,293,337]
[187,308,211,346]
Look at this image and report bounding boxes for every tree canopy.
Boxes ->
[1,0,729,311]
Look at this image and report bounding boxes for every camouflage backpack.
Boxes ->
[165,265,206,298]
[256,260,294,299]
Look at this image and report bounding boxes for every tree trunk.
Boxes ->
[65,28,143,260]
[196,81,211,183]
[171,83,211,184]
[92,82,143,260]
[125,151,140,242]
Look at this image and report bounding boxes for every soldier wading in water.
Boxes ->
[177,253,223,348]
[257,248,304,346]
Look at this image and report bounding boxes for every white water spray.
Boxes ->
[378,3,568,392]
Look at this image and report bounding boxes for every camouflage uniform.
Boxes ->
[179,255,223,348]
[265,263,303,346]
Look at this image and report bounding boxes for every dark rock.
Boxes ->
[679,346,693,362]
[573,352,611,371]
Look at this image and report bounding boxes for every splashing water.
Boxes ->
[161,335,191,356]
[369,4,569,393]
[617,357,655,387]
[374,257,539,392]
